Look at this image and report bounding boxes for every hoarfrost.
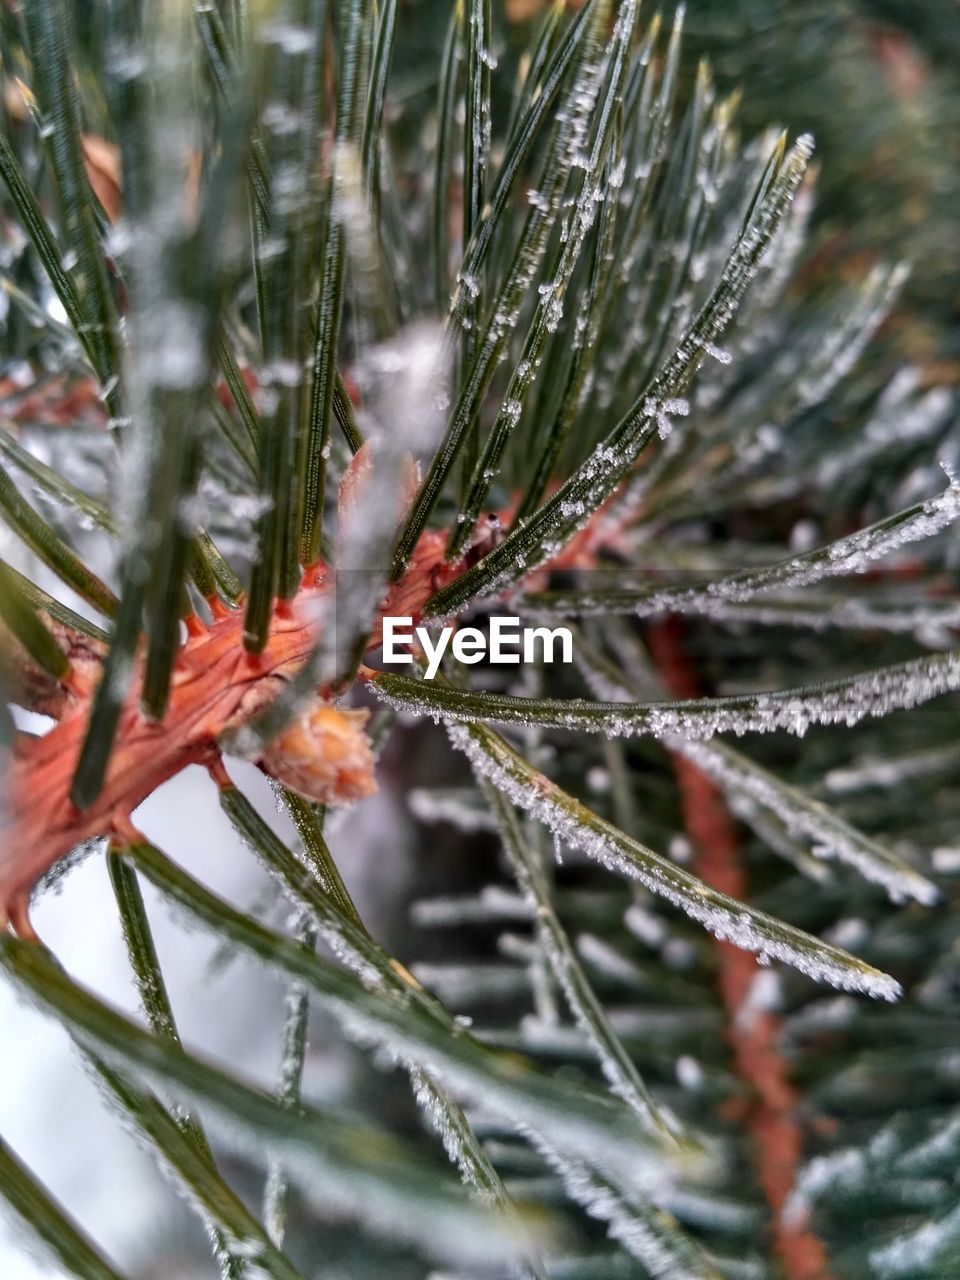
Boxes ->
[377,652,960,745]
[672,739,938,905]
[535,908,666,1131]
[457,271,480,300]
[675,1057,704,1090]
[448,725,902,1001]
[407,1067,493,1201]
[868,1203,960,1277]
[411,887,532,928]
[645,395,690,440]
[536,480,960,620]
[408,788,497,832]
[784,1148,868,1227]
[695,338,732,365]
[520,1134,714,1280]
[688,594,960,642]
[335,1000,666,1191]
[932,847,960,874]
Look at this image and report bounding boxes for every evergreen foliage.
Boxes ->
[0,1,958,1276]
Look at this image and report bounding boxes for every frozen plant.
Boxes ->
[0,2,958,1278]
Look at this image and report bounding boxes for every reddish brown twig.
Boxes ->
[647,617,831,1280]
[0,526,463,939]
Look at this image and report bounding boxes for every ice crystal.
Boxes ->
[377,652,960,745]
[448,725,902,1001]
[672,739,938,905]
[521,1134,712,1280]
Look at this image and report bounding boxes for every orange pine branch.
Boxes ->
[0,528,454,938]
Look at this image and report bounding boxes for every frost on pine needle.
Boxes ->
[449,723,902,1001]
[333,1001,671,1194]
[482,781,676,1140]
[408,786,498,832]
[867,1204,960,1279]
[375,650,960,743]
[788,262,911,410]
[671,738,938,905]
[521,1134,722,1280]
[410,887,532,927]
[263,918,314,1250]
[529,476,960,621]
[814,371,954,490]
[406,1067,494,1202]
[680,593,960,643]
[130,843,673,1194]
[786,1116,960,1278]
[424,133,816,616]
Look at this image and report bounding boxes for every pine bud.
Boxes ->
[258,702,377,806]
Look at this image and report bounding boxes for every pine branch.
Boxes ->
[1,1,958,1272]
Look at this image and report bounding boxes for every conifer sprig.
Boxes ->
[0,1,958,1275]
